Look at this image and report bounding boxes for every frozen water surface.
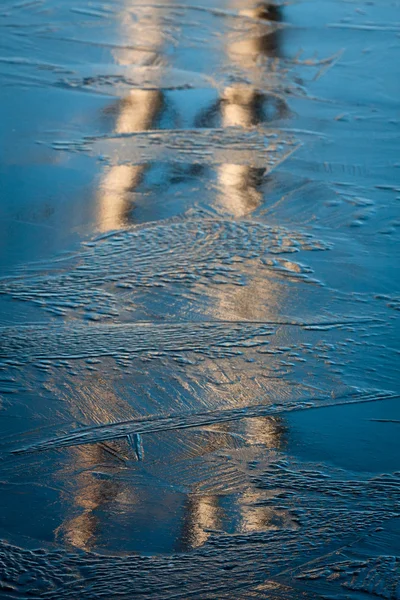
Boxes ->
[0,0,399,597]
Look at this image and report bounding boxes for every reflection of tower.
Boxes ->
[98,91,163,231]
[217,93,266,217]
[217,2,286,217]
[237,416,285,535]
[209,3,289,321]
[54,374,134,551]
[59,2,288,554]
[181,495,222,548]
[65,3,171,548]
[178,417,284,550]
[97,2,166,232]
[58,445,124,551]
[230,2,283,62]
[200,5,287,538]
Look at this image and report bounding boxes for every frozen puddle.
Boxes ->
[0,218,327,318]
[0,0,399,597]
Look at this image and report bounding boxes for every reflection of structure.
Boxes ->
[178,417,284,550]
[58,374,285,552]
[97,2,166,231]
[217,1,287,217]
[198,5,287,543]
[182,495,222,548]
[54,374,132,550]
[98,91,163,231]
[210,2,289,320]
[60,0,172,530]
[97,1,288,229]
[59,445,122,550]
[59,2,288,554]
[230,2,283,61]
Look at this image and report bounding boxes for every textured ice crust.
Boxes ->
[0,0,399,596]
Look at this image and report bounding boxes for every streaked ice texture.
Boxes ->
[0,0,399,597]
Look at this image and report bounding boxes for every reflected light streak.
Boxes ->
[218,86,264,216]
[60,1,289,553]
[209,5,288,534]
[53,372,134,551]
[59,446,119,551]
[211,2,287,321]
[183,495,222,548]
[97,2,166,232]
[217,2,285,217]
[238,417,284,534]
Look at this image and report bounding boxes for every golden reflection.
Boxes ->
[236,417,285,534]
[218,87,265,216]
[98,91,163,230]
[217,94,264,217]
[193,5,289,541]
[182,495,222,548]
[97,2,166,232]
[49,372,134,551]
[179,417,284,549]
[192,11,289,547]
[234,1,283,63]
[54,369,285,552]
[172,2,287,548]
[217,2,286,217]
[57,445,123,551]
[244,415,283,447]
[57,1,289,553]
[238,489,298,533]
[206,2,288,320]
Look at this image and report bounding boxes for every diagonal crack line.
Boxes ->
[10,390,398,456]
